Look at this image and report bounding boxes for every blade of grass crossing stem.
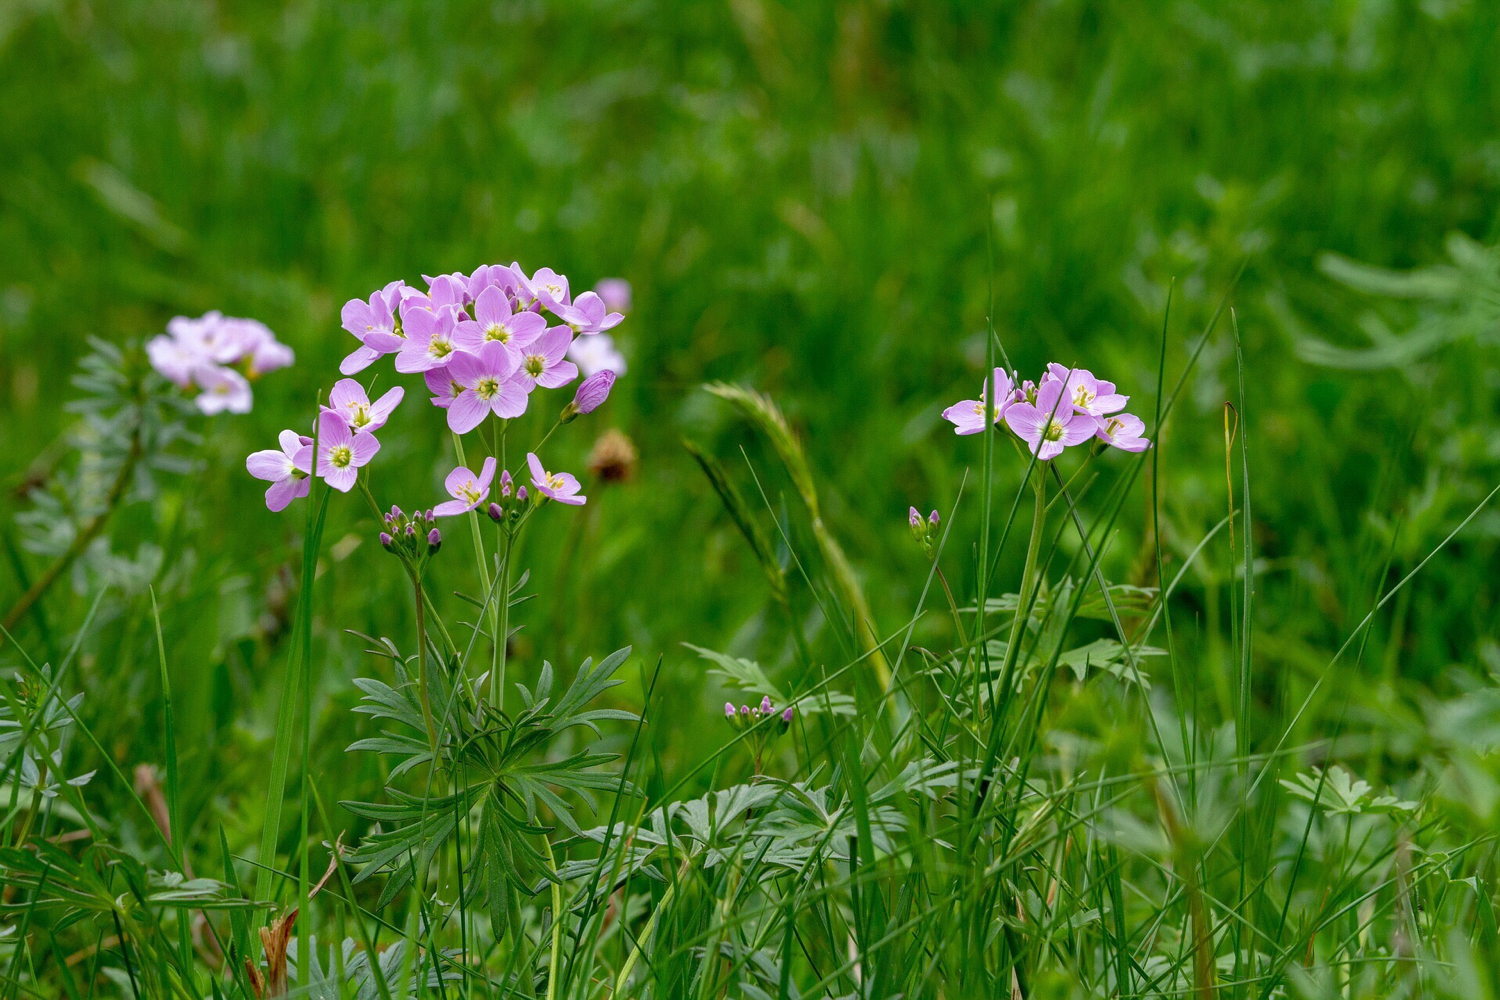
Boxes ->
[148,589,195,993]
[254,484,330,909]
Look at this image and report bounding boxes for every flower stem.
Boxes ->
[490,531,513,710]
[995,468,1047,710]
[542,837,563,1000]
[412,574,437,754]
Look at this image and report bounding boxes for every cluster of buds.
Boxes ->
[909,506,940,557]
[379,505,442,567]
[724,695,794,773]
[485,469,530,528]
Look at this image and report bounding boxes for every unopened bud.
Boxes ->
[487,502,503,523]
[724,702,736,720]
[909,506,922,529]
[517,486,528,503]
[781,705,794,723]
[499,470,513,498]
[929,509,940,526]
[759,695,773,715]
[379,532,393,550]
[405,523,416,538]
[427,528,441,553]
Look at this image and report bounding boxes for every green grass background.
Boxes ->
[2,0,1500,929]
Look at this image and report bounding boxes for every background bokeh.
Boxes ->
[2,1,1498,834]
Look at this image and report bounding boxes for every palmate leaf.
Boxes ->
[344,646,639,914]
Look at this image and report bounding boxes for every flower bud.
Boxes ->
[391,505,403,519]
[909,506,921,529]
[517,486,528,503]
[781,705,794,723]
[724,702,736,720]
[487,502,503,523]
[563,370,616,423]
[928,509,940,526]
[499,470,513,498]
[405,523,416,538]
[759,695,773,715]
[379,531,393,550]
[427,528,441,554]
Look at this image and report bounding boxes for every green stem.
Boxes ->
[491,532,513,710]
[996,469,1046,712]
[543,838,563,1000]
[412,574,437,753]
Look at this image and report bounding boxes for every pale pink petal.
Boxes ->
[448,392,489,434]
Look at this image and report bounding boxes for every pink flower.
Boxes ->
[246,430,312,512]
[940,369,1015,435]
[1095,413,1151,453]
[1045,364,1128,418]
[514,265,571,313]
[593,278,631,313]
[194,366,253,415]
[516,327,579,390]
[1003,378,1096,460]
[340,284,407,375]
[395,304,462,374]
[313,410,380,492]
[527,452,586,506]
[434,457,498,517]
[424,365,465,410]
[454,286,546,357]
[324,378,404,434]
[567,333,627,377]
[446,341,530,433]
[556,290,623,334]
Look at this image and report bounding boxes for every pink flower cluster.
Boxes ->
[147,311,294,414]
[941,363,1150,460]
[339,265,624,434]
[247,266,626,513]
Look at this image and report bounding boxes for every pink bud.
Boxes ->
[759,695,773,715]
[427,527,441,553]
[908,506,921,528]
[929,509,939,526]
[724,702,736,719]
[781,705,794,723]
[500,470,513,497]
[379,532,393,549]
[487,502,503,523]
[517,486,528,503]
[572,369,616,415]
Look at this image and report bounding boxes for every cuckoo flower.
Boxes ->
[395,304,462,373]
[1003,378,1095,460]
[434,457,498,517]
[325,378,404,434]
[515,265,571,313]
[593,278,631,314]
[527,452,586,506]
[467,263,521,301]
[446,341,529,433]
[1094,412,1151,453]
[454,286,546,356]
[340,288,406,375]
[567,333,627,376]
[246,430,313,512]
[146,334,206,388]
[195,366,253,415]
[556,290,624,334]
[313,410,380,492]
[1045,364,1128,418]
[941,368,1015,435]
[517,327,579,390]
[424,365,465,410]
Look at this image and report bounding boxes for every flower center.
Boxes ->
[1024,385,1038,404]
[524,355,546,377]
[484,322,510,342]
[460,481,482,504]
[1072,385,1094,408]
[547,473,566,491]
[328,444,353,468]
[476,377,500,400]
[1102,418,1122,438]
[447,379,463,400]
[348,402,371,427]
[427,335,453,359]
[544,282,564,299]
[1042,419,1065,443]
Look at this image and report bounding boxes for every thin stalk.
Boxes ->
[491,532,513,710]
[995,469,1046,712]
[543,838,563,1000]
[412,574,438,753]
